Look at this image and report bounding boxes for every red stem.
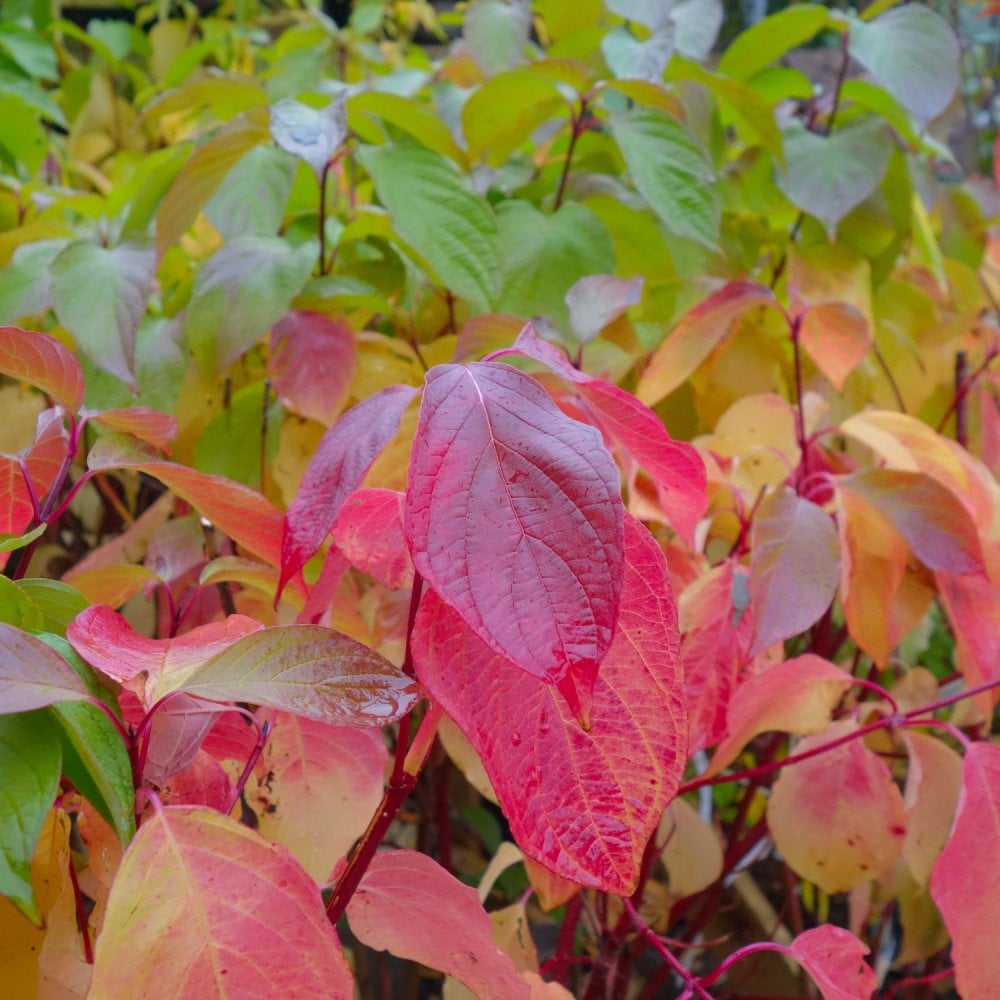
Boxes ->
[554,100,587,211]
[68,850,94,964]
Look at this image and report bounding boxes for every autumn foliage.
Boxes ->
[1,0,999,998]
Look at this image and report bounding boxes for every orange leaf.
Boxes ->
[89,806,353,999]
[635,281,782,405]
[707,654,854,777]
[0,326,84,413]
[768,720,906,893]
[798,303,872,391]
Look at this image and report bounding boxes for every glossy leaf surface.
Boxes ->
[0,326,83,412]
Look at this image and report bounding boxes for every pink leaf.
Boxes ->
[767,720,906,893]
[331,488,412,589]
[249,712,388,880]
[797,303,872,391]
[787,925,877,1000]
[68,605,264,707]
[749,487,841,654]
[347,850,530,1000]
[839,469,983,574]
[707,654,854,776]
[635,281,781,405]
[280,384,419,595]
[86,407,178,452]
[157,750,235,811]
[406,362,624,699]
[0,326,84,413]
[89,806,353,999]
[268,311,356,426]
[0,623,90,711]
[412,516,685,893]
[564,275,643,344]
[930,742,1000,999]
[88,433,284,566]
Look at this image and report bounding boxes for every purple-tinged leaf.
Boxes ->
[405,362,624,699]
[564,275,643,345]
[0,623,90,712]
[279,384,419,596]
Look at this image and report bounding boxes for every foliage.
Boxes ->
[0,0,999,997]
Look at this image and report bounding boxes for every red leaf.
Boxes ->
[249,712,388,880]
[635,281,781,405]
[68,605,264,707]
[707,655,854,776]
[157,750,235,811]
[787,925,877,1000]
[0,408,69,535]
[0,326,84,413]
[839,469,983,574]
[406,362,624,697]
[930,742,1000,999]
[90,806,353,999]
[268,311,356,426]
[503,323,706,545]
[0,623,90,711]
[347,850,530,1000]
[767,720,906,893]
[87,433,284,566]
[280,384,419,595]
[331,488,413,589]
[86,407,177,452]
[412,516,685,893]
[749,487,841,654]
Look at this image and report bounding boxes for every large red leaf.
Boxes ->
[500,324,707,546]
[0,623,90,712]
[0,326,84,413]
[406,362,624,705]
[89,806,353,999]
[88,433,284,567]
[330,488,412,589]
[279,384,419,595]
[412,516,685,893]
[68,605,264,707]
[707,655,854,776]
[767,720,906,893]
[838,469,983,574]
[635,281,781,405]
[930,742,1000,999]
[749,487,840,654]
[347,850,530,1000]
[787,925,877,1000]
[249,712,387,880]
[269,311,356,426]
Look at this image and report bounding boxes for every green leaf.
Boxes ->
[194,380,282,488]
[849,6,960,122]
[0,711,61,923]
[269,95,346,180]
[601,26,673,83]
[0,24,57,80]
[465,0,531,77]
[50,240,155,389]
[717,4,832,80]
[47,701,134,846]
[204,145,295,240]
[611,107,720,248]
[155,109,272,260]
[184,235,317,372]
[495,201,615,326]
[360,140,499,312]
[34,633,119,712]
[462,70,568,168]
[348,91,466,165]
[0,523,46,553]
[14,579,89,636]
[839,79,918,144]
[0,240,65,323]
[0,575,43,630]
[0,94,47,174]
[0,66,66,126]
[779,120,892,237]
